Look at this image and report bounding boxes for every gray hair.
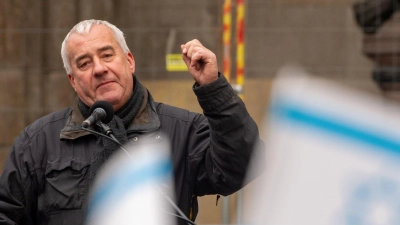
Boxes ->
[61,19,130,74]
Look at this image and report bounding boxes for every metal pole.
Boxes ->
[222,196,230,224]
[235,190,243,224]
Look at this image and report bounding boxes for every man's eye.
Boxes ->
[79,62,89,68]
[103,54,113,58]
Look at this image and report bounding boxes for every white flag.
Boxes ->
[86,138,177,225]
[244,67,400,225]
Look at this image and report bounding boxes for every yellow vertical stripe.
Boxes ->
[236,0,245,99]
[223,0,232,82]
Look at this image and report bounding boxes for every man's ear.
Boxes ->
[127,52,135,74]
[68,74,76,91]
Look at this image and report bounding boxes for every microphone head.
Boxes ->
[89,101,114,124]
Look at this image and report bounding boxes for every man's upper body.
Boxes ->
[0,20,264,225]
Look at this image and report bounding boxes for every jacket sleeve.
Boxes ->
[0,131,36,225]
[190,73,265,196]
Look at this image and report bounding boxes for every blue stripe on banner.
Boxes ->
[87,159,172,216]
[271,100,400,155]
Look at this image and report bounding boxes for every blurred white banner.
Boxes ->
[86,139,176,225]
[244,67,400,225]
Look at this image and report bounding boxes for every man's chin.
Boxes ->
[95,90,131,111]
[96,96,121,109]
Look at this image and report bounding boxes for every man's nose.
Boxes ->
[93,58,107,75]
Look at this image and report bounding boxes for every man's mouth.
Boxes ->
[97,81,114,88]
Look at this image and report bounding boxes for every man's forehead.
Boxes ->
[66,26,117,56]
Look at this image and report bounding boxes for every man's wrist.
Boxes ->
[193,73,236,111]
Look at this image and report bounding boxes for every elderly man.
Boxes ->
[0,20,263,225]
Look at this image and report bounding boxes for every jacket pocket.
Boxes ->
[44,157,90,210]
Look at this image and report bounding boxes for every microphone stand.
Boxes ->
[81,122,196,225]
[81,124,133,160]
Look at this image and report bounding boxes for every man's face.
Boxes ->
[66,24,135,111]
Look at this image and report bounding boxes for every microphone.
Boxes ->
[81,101,114,128]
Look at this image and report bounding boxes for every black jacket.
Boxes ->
[0,74,264,225]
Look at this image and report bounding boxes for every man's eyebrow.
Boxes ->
[74,46,115,65]
[98,45,115,53]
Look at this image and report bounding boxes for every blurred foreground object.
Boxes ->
[353,0,400,34]
[244,67,400,225]
[353,0,400,99]
[86,140,176,225]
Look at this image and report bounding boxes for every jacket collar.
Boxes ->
[60,88,160,140]
[59,98,91,140]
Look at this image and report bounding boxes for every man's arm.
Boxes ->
[181,40,265,196]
